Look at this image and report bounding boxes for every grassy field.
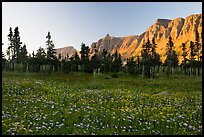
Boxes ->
[2,72,202,135]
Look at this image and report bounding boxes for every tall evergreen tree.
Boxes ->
[70,52,80,72]
[111,50,122,73]
[7,27,13,61]
[195,29,201,61]
[46,32,56,60]
[90,49,101,73]
[150,38,161,77]
[194,29,201,76]
[36,46,46,72]
[164,36,179,74]
[7,27,23,71]
[141,39,151,78]
[18,44,28,71]
[80,42,90,72]
[126,56,136,75]
[101,49,111,73]
[13,27,22,62]
[181,43,188,74]
[46,31,57,72]
[19,44,28,62]
[136,55,142,75]
[189,41,196,75]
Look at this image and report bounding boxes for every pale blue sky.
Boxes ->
[2,2,202,55]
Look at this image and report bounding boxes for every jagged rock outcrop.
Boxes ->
[90,14,202,63]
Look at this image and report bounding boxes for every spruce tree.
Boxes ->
[164,36,178,74]
[7,27,13,61]
[181,43,188,74]
[80,42,90,72]
[70,52,80,72]
[194,29,201,76]
[101,49,111,73]
[46,31,57,72]
[36,46,46,72]
[90,49,101,73]
[126,56,136,75]
[189,41,196,75]
[46,32,56,60]
[141,38,151,78]
[151,38,161,77]
[19,44,28,71]
[13,27,22,62]
[111,50,122,73]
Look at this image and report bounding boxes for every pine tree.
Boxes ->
[7,27,23,71]
[27,51,37,72]
[141,38,151,78]
[46,32,57,72]
[180,43,188,74]
[7,27,14,71]
[101,49,111,73]
[70,52,80,72]
[189,41,196,75]
[19,44,28,61]
[19,44,28,71]
[164,36,178,74]
[7,27,13,61]
[13,27,22,62]
[111,50,122,73]
[80,42,90,72]
[194,29,201,76]
[46,32,56,60]
[136,55,142,75]
[90,50,101,73]
[36,47,46,60]
[195,30,201,61]
[150,38,161,77]
[36,46,46,72]
[126,56,136,75]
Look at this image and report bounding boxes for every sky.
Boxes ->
[2,2,202,55]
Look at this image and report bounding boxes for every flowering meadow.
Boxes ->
[2,72,202,135]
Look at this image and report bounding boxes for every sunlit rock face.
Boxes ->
[56,46,78,59]
[89,14,202,63]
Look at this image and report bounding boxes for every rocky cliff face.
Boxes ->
[90,14,202,63]
[56,46,77,59]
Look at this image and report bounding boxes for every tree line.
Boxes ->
[2,27,202,78]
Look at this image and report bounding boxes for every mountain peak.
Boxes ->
[156,19,172,28]
[105,33,110,37]
[56,46,77,59]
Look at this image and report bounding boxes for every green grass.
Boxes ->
[2,71,202,135]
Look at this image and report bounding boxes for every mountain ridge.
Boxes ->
[56,13,202,63]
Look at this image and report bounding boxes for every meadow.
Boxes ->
[2,72,202,135]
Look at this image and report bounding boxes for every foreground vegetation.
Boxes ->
[2,72,202,135]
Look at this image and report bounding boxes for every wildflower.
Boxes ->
[188,125,192,129]
[178,114,184,119]
[183,123,188,126]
